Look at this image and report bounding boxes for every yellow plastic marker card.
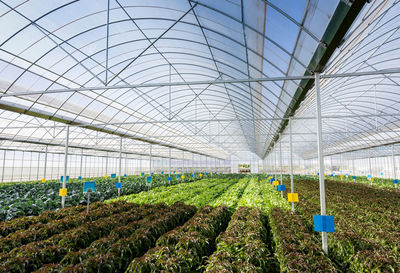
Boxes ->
[104,175,108,178]
[288,193,299,202]
[273,181,279,186]
[59,188,67,197]
[181,175,185,179]
[371,177,374,181]
[41,178,46,182]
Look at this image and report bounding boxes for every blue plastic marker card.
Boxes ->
[78,176,82,180]
[60,176,70,182]
[352,176,356,180]
[83,181,96,193]
[111,173,116,178]
[124,174,127,177]
[394,179,399,184]
[191,174,195,178]
[278,185,286,191]
[116,182,122,189]
[314,215,335,232]
[167,176,172,181]
[146,176,152,183]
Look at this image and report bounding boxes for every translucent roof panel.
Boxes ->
[0,0,341,159]
[282,0,400,160]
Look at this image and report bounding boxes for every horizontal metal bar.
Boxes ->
[2,68,400,98]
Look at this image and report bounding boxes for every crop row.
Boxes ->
[127,205,231,272]
[0,202,197,273]
[0,173,203,222]
[205,206,277,272]
[284,178,400,272]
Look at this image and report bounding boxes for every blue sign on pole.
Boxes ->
[83,181,96,193]
[176,174,181,179]
[167,176,172,181]
[141,173,144,177]
[367,174,371,179]
[146,176,152,183]
[352,176,357,180]
[278,185,286,191]
[345,173,348,177]
[78,176,82,180]
[124,174,127,177]
[60,176,69,182]
[314,215,335,232]
[191,174,195,178]
[394,179,399,184]
[116,182,122,189]
[111,173,116,178]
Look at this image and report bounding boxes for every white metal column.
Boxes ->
[169,148,171,175]
[315,72,328,254]
[368,150,372,185]
[43,146,48,180]
[279,139,283,198]
[80,149,83,178]
[118,137,122,196]
[392,145,397,189]
[289,117,295,212]
[61,125,69,208]
[149,144,152,174]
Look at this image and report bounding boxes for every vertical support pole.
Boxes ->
[392,145,397,189]
[149,144,152,174]
[61,125,69,209]
[118,137,122,196]
[80,149,83,178]
[192,153,194,174]
[279,139,283,198]
[105,152,108,176]
[2,150,6,183]
[352,155,355,180]
[44,145,48,180]
[315,72,328,254]
[169,148,172,175]
[182,150,184,174]
[289,117,295,212]
[368,150,372,185]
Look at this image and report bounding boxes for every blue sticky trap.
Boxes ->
[141,173,144,177]
[83,181,96,193]
[191,174,195,178]
[124,174,127,177]
[394,179,399,184]
[314,215,335,232]
[176,174,181,179]
[381,172,384,176]
[167,176,172,181]
[60,176,69,182]
[151,172,154,176]
[78,176,82,180]
[146,176,152,183]
[111,173,116,178]
[330,174,334,177]
[270,178,275,182]
[317,172,320,175]
[278,185,286,191]
[352,176,356,180]
[161,171,164,175]
[116,182,122,189]
[206,173,209,176]
[214,172,217,175]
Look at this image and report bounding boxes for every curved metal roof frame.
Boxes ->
[0,0,366,160]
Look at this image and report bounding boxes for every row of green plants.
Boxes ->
[283,178,400,272]
[109,175,246,207]
[0,202,197,273]
[0,173,204,221]
[303,173,398,188]
[205,206,277,272]
[127,205,231,272]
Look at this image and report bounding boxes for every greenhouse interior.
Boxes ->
[1,0,400,272]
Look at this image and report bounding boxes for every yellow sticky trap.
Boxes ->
[312,172,315,175]
[288,193,299,202]
[59,188,67,197]
[199,173,203,177]
[104,175,108,178]
[41,178,46,183]
[273,181,279,186]
[371,177,374,182]
[340,175,344,178]
[181,175,185,179]
[324,173,326,176]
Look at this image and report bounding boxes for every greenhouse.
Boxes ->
[0,0,400,272]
